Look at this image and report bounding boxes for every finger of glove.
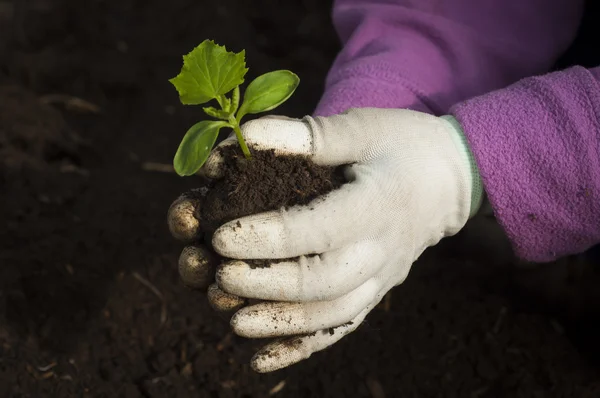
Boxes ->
[178,245,217,290]
[203,117,312,179]
[212,176,372,259]
[207,283,246,312]
[251,307,369,373]
[202,135,237,179]
[216,240,384,301]
[167,193,201,242]
[230,278,379,338]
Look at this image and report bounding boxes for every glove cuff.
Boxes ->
[440,115,484,218]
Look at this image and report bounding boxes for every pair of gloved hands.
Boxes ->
[168,108,483,372]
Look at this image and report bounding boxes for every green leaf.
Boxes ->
[169,40,248,105]
[237,70,299,120]
[174,120,231,176]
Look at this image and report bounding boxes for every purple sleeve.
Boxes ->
[451,66,600,262]
[314,0,583,117]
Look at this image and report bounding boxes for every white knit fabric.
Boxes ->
[207,108,474,372]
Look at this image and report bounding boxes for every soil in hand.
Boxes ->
[197,145,346,244]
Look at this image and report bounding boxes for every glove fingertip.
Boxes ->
[167,195,201,242]
[211,223,238,258]
[240,117,313,156]
[202,153,224,179]
[202,138,237,178]
[251,337,308,373]
[207,284,245,312]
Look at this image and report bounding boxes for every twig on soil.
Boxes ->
[269,380,286,395]
[37,362,58,372]
[60,163,90,177]
[26,363,56,380]
[41,371,54,379]
[181,362,193,378]
[141,162,175,173]
[39,94,101,113]
[132,272,168,327]
[492,307,507,334]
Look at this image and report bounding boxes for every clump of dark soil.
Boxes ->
[197,145,345,242]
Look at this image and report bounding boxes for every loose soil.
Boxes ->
[199,145,344,243]
[2,1,600,397]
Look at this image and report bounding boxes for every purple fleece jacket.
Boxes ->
[313,0,600,263]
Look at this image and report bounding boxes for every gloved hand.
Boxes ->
[170,108,483,372]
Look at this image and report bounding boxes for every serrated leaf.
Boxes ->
[169,40,248,105]
[237,70,299,120]
[174,120,230,176]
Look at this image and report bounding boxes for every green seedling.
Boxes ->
[169,39,300,176]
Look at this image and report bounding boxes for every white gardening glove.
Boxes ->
[207,108,483,372]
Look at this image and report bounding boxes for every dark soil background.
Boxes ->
[1,1,600,397]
